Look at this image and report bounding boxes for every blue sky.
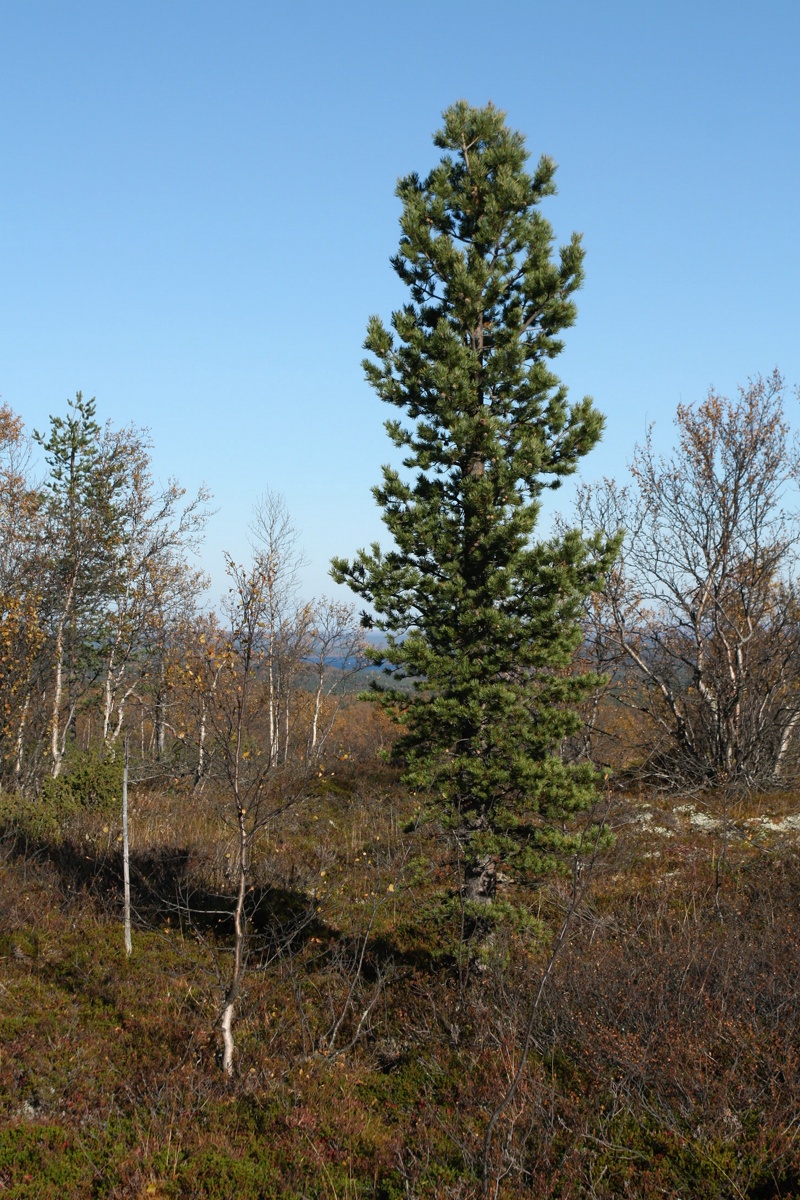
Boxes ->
[2,1,799,604]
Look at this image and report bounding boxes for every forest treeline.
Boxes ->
[0,392,376,797]
[3,368,800,803]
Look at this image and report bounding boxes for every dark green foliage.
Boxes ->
[0,750,122,841]
[0,1125,96,1199]
[40,747,123,815]
[333,102,616,887]
[172,1145,281,1199]
[33,392,127,631]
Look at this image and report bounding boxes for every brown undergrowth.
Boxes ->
[1,768,800,1197]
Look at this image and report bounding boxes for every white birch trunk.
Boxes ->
[195,697,207,787]
[122,743,132,956]
[14,693,30,777]
[50,618,66,778]
[102,645,116,744]
[221,812,248,1076]
[267,652,277,767]
[311,679,323,753]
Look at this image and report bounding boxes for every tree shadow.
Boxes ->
[3,829,332,951]
[2,826,452,981]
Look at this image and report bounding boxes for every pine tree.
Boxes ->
[34,393,126,774]
[332,102,615,900]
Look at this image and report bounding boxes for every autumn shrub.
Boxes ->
[529,851,800,1196]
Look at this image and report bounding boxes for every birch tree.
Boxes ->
[96,424,210,750]
[577,372,800,789]
[306,598,369,758]
[33,396,210,776]
[249,491,310,766]
[0,405,44,782]
[201,555,305,1075]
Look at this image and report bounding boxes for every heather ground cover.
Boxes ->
[2,762,799,1198]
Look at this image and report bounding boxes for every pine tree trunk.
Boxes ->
[464,855,496,903]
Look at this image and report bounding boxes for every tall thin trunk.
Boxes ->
[267,652,277,767]
[220,818,248,1076]
[195,697,207,787]
[50,571,79,778]
[122,742,132,956]
[311,677,323,753]
[221,644,250,1076]
[102,645,116,744]
[14,693,30,778]
[154,687,166,759]
[50,617,66,777]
